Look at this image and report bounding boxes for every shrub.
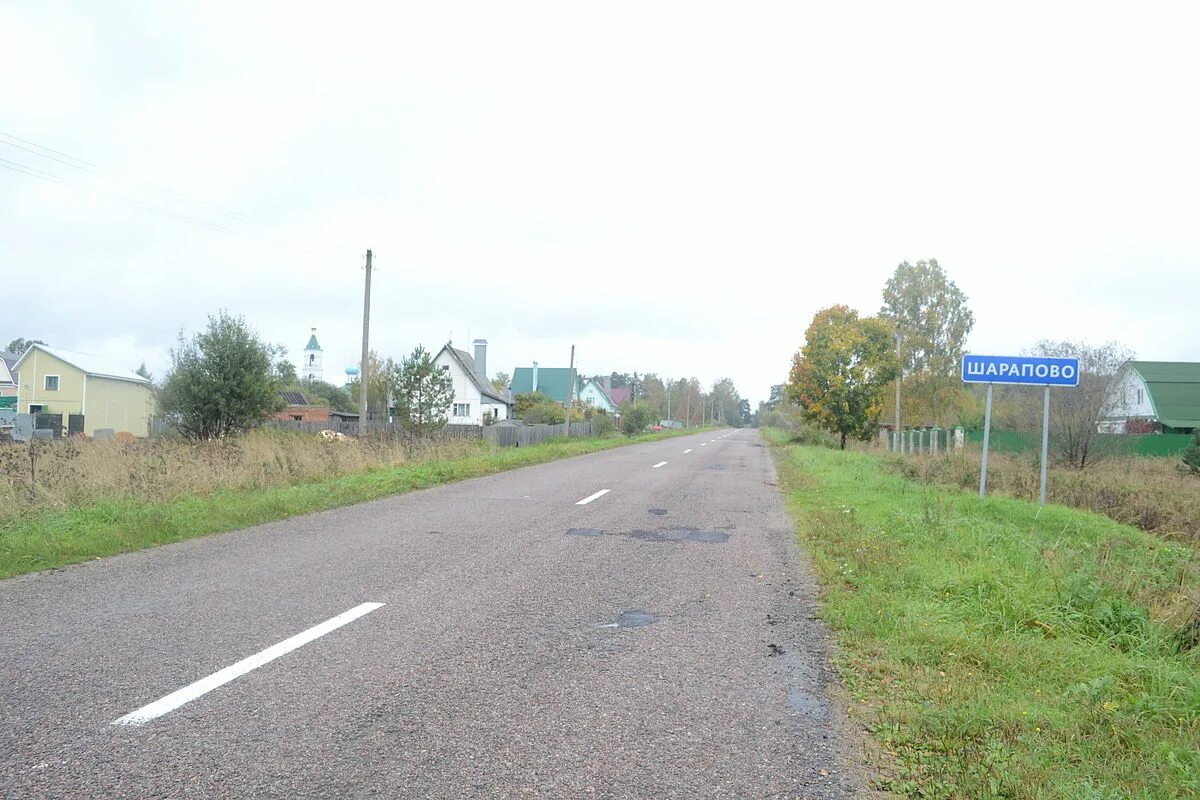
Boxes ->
[157,311,284,439]
[591,412,614,437]
[1180,431,1200,476]
[522,402,565,425]
[621,403,655,436]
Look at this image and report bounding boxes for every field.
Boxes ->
[766,430,1199,798]
[0,427,707,579]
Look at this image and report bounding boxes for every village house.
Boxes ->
[434,339,511,425]
[12,344,155,437]
[509,363,583,406]
[1098,361,1200,434]
[578,377,618,415]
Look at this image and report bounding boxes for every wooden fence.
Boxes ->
[482,422,593,447]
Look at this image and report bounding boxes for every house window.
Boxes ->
[292,415,303,421]
[44,375,60,391]
[442,365,450,372]
[1137,388,1144,405]
[454,403,470,417]
[29,404,45,414]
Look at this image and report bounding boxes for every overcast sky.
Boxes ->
[3,2,1198,403]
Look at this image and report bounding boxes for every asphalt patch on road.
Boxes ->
[685,530,729,543]
[566,527,730,545]
[648,508,668,516]
[616,610,658,628]
[629,528,730,544]
[566,528,606,537]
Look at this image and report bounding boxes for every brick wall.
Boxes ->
[273,404,331,423]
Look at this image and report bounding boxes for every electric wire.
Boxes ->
[0,129,264,225]
[0,157,234,233]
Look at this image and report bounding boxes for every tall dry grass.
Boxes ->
[0,430,488,523]
[887,448,1200,541]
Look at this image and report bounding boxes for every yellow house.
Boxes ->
[13,345,155,437]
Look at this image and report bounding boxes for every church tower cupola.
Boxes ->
[303,327,323,382]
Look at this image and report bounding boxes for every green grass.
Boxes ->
[0,428,712,579]
[764,429,1200,799]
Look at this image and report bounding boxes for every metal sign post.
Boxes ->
[979,384,993,500]
[962,354,1080,504]
[1039,386,1051,504]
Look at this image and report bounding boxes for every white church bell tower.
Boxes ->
[303,327,323,382]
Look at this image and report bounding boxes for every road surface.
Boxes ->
[1,429,860,798]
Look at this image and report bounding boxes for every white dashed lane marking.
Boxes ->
[112,602,385,727]
[576,489,611,505]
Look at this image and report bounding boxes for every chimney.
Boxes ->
[472,339,487,384]
[532,361,539,393]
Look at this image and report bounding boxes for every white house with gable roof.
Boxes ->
[433,339,511,426]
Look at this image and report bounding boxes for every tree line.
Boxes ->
[775,259,1143,466]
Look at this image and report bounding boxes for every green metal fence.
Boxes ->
[965,430,1192,457]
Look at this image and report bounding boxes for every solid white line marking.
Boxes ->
[652,461,668,469]
[683,449,693,454]
[112,602,385,727]
[576,489,610,505]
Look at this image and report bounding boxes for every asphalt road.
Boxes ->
[1,429,861,799]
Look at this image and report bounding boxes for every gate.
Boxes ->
[34,413,63,438]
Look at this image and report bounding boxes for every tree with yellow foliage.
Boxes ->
[788,305,898,449]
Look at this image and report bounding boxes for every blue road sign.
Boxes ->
[961,354,1080,387]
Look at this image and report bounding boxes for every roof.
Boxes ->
[1130,361,1200,428]
[0,354,14,387]
[280,390,310,405]
[305,332,321,351]
[14,344,151,385]
[510,367,583,404]
[0,351,18,373]
[438,345,509,404]
[608,386,632,406]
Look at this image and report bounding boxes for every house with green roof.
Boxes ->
[510,364,583,405]
[1099,361,1200,434]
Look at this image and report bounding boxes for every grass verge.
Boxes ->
[764,429,1199,799]
[0,428,710,580]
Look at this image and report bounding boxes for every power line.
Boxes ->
[0,157,234,233]
[0,128,263,225]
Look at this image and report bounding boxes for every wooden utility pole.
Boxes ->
[358,249,373,433]
[565,344,575,437]
[684,385,690,428]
